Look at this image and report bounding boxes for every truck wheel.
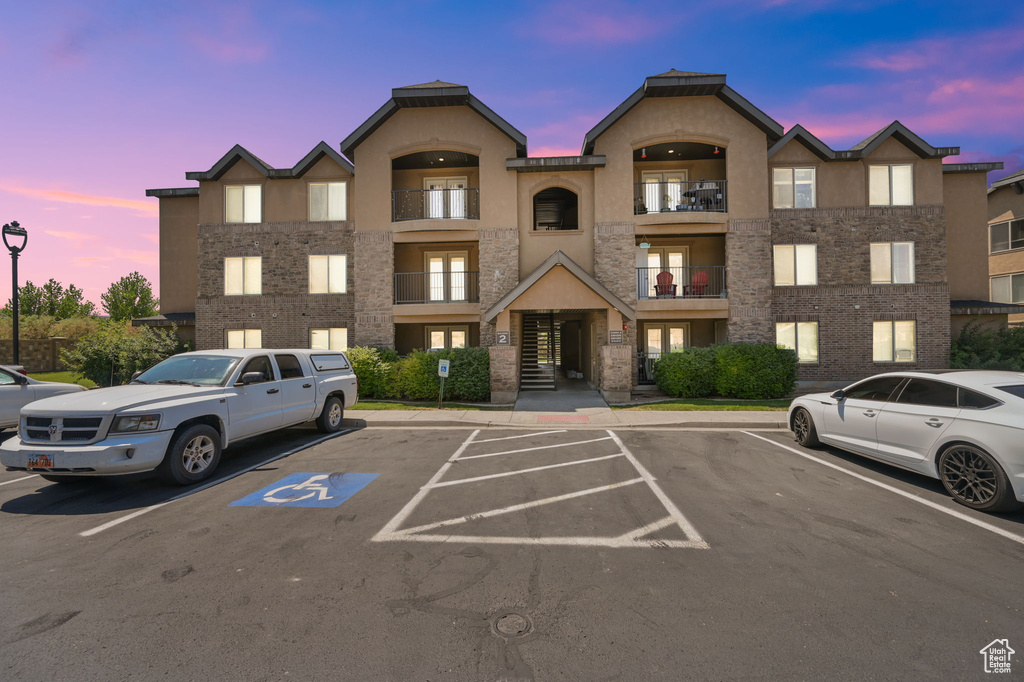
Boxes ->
[158,424,222,485]
[316,396,344,433]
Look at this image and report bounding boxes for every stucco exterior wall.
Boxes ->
[943,172,990,301]
[517,172,595,276]
[158,195,199,315]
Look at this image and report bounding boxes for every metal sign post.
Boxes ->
[437,359,451,408]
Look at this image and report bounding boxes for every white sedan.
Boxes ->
[789,370,1024,513]
[0,366,88,428]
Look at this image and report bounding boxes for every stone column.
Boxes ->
[599,345,632,403]
[489,345,519,403]
[354,230,395,348]
[594,222,638,385]
[478,227,519,347]
[726,219,774,343]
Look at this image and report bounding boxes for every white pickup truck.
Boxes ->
[0,349,357,485]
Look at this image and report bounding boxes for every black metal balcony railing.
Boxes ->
[637,266,726,299]
[392,188,480,222]
[634,180,727,214]
[638,351,660,385]
[394,271,480,304]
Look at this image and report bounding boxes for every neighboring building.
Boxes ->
[145,71,1009,401]
[987,167,1024,326]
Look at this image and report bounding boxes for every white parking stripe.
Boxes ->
[0,475,36,487]
[432,453,625,488]
[474,430,567,443]
[743,431,1024,548]
[79,429,355,538]
[457,436,613,461]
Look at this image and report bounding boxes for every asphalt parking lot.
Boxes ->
[2,425,1023,680]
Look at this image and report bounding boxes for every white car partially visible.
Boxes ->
[789,370,1024,513]
[0,366,88,428]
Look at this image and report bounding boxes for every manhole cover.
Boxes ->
[494,613,531,637]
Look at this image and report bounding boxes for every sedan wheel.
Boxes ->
[938,445,1020,513]
[792,407,820,447]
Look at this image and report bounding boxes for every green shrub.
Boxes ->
[351,346,490,402]
[714,343,797,399]
[653,348,717,398]
[347,346,399,399]
[442,346,491,402]
[60,321,187,387]
[951,322,1024,371]
[49,316,102,342]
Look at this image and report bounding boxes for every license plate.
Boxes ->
[27,454,55,469]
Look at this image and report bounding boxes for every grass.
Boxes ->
[29,371,97,388]
[354,400,511,411]
[612,397,791,411]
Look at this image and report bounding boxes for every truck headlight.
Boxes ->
[111,414,161,433]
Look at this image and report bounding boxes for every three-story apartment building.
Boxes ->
[987,168,1024,326]
[146,70,1007,402]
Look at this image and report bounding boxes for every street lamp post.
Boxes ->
[2,221,28,365]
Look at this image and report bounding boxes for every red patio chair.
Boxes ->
[654,270,676,297]
[684,270,710,297]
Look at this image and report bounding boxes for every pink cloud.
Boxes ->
[849,25,1024,73]
[44,230,100,246]
[0,186,157,217]
[529,146,584,158]
[521,0,676,45]
[182,5,271,63]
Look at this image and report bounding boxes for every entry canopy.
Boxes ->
[484,250,635,322]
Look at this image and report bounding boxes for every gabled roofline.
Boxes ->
[184,142,354,182]
[581,73,784,155]
[286,141,354,177]
[340,85,527,160]
[849,121,958,159]
[768,125,834,161]
[989,167,1024,194]
[145,187,199,198]
[186,144,272,181]
[483,250,635,322]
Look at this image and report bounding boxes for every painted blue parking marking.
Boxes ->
[229,472,379,508]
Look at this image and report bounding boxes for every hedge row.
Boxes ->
[652,343,797,399]
[347,346,490,402]
[950,322,1024,371]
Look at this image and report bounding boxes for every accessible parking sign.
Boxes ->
[230,472,379,508]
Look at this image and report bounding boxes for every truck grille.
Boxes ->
[23,416,104,443]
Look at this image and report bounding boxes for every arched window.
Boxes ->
[533,187,578,231]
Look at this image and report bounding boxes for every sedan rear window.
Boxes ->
[996,385,1024,399]
[959,388,1000,409]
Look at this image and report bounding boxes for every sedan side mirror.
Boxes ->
[830,389,846,401]
[237,371,265,386]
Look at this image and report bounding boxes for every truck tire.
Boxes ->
[316,396,345,433]
[158,424,222,485]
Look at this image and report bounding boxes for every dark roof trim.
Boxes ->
[950,300,1024,315]
[942,162,1004,174]
[145,187,199,198]
[132,312,196,327]
[768,125,834,161]
[506,155,607,173]
[185,141,354,182]
[581,73,784,155]
[340,88,527,160]
[848,121,957,159]
[483,250,635,322]
[990,167,1024,193]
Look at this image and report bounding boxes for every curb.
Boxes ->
[343,419,789,430]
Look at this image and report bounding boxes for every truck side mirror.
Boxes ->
[130,371,143,382]
[237,371,265,386]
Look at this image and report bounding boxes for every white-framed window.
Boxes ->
[990,219,1024,253]
[308,255,347,294]
[645,324,690,356]
[310,328,348,351]
[637,247,689,298]
[776,322,819,363]
[991,273,1024,304]
[224,257,262,295]
[226,329,262,349]
[773,244,817,286]
[309,182,347,221]
[870,242,915,284]
[425,251,468,302]
[423,177,468,219]
[426,326,468,350]
[641,170,688,213]
[225,185,262,223]
[869,164,913,206]
[772,168,816,209]
[873,320,916,362]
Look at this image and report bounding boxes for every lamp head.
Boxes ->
[2,221,28,253]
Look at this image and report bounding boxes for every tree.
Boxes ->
[61,321,187,387]
[3,279,95,319]
[101,272,159,322]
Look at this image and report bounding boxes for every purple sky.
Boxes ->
[2,0,1022,308]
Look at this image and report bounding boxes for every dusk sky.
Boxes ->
[2,0,1022,308]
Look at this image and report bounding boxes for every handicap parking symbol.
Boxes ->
[229,472,379,508]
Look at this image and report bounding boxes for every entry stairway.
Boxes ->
[520,313,559,390]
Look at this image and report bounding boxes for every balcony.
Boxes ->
[637,266,726,299]
[392,187,480,222]
[394,271,480,304]
[634,180,727,215]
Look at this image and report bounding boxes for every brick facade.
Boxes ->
[353,230,394,348]
[478,227,519,347]
[195,221,355,350]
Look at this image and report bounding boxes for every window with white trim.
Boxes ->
[308,255,347,294]
[224,257,261,295]
[426,326,468,350]
[870,242,915,284]
[990,219,1024,253]
[873,320,916,362]
[225,185,262,223]
[869,164,913,206]
[991,273,1024,304]
[773,244,817,286]
[776,322,818,363]
[310,328,348,351]
[309,182,347,221]
[772,168,816,209]
[226,329,262,349]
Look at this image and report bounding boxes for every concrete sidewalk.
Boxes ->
[344,407,789,430]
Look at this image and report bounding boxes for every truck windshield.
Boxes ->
[135,356,239,386]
